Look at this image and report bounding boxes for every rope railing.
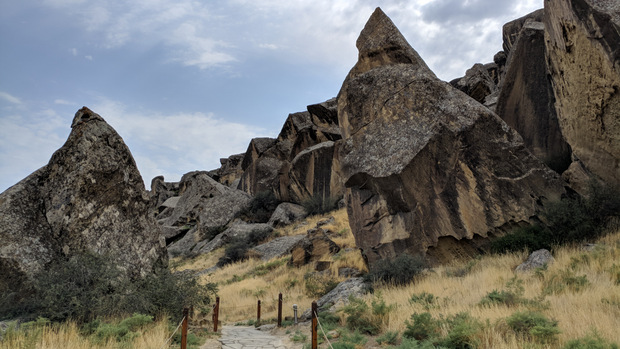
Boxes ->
[158,315,186,349]
[314,309,334,349]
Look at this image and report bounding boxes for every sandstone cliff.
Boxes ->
[0,107,167,294]
[338,8,567,266]
[544,0,620,188]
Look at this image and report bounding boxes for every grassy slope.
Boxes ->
[173,207,619,348]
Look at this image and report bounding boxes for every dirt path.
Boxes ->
[200,325,305,349]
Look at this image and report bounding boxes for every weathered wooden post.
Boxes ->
[311,301,318,349]
[213,297,220,332]
[257,299,261,325]
[181,307,189,349]
[277,293,283,327]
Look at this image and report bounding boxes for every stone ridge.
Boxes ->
[350,7,433,76]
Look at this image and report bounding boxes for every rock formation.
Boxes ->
[158,171,251,257]
[0,107,167,295]
[235,100,344,204]
[544,0,620,188]
[337,8,567,266]
[495,12,572,173]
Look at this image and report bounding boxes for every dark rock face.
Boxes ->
[161,171,251,257]
[235,99,344,204]
[150,176,180,209]
[209,153,245,188]
[495,19,572,173]
[503,9,545,53]
[544,0,620,188]
[338,8,566,266]
[450,63,498,105]
[0,107,167,293]
[290,228,340,267]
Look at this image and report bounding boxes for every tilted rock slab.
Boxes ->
[544,0,620,187]
[337,8,566,266]
[496,17,572,173]
[163,171,251,257]
[0,107,167,292]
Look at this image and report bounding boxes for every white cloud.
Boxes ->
[85,55,93,61]
[89,98,267,186]
[54,99,74,105]
[0,91,23,105]
[70,48,78,56]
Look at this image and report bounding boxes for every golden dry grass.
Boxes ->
[0,319,170,349]
[356,230,620,348]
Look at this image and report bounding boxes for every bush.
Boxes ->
[17,252,216,323]
[563,332,619,349]
[479,276,524,307]
[217,228,273,266]
[341,295,394,335]
[492,182,620,254]
[304,272,340,298]
[365,254,427,285]
[506,311,560,344]
[409,292,438,310]
[403,312,441,341]
[302,194,341,216]
[237,190,281,223]
[377,331,399,345]
[437,312,483,349]
[542,269,590,295]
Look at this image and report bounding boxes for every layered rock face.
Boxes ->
[236,101,344,203]
[158,171,251,257]
[338,8,566,266]
[495,13,572,173]
[0,107,167,292]
[544,0,620,187]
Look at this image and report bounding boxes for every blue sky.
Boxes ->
[0,0,541,193]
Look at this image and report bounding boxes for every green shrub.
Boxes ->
[365,254,427,285]
[292,330,307,342]
[437,312,483,349]
[479,276,524,307]
[332,342,356,349]
[542,269,590,295]
[563,332,619,349]
[217,228,273,266]
[342,296,381,335]
[492,182,620,254]
[92,314,154,344]
[377,331,400,345]
[403,312,441,341]
[302,194,341,216]
[506,311,560,344]
[17,252,217,323]
[238,190,281,223]
[304,273,339,298]
[390,338,439,349]
[409,292,439,310]
[341,330,368,345]
[491,225,553,254]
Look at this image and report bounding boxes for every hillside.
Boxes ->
[172,208,620,348]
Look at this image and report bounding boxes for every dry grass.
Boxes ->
[0,319,170,349]
[356,230,620,348]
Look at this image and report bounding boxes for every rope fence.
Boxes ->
[158,314,186,349]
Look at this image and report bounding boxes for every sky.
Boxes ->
[0,0,542,193]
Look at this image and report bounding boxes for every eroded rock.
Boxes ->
[338,8,566,267]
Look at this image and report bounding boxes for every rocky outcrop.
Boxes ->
[209,153,245,188]
[0,107,167,295]
[150,176,179,209]
[544,0,620,188]
[161,171,251,257]
[337,8,566,266]
[503,9,545,53]
[250,235,306,261]
[301,277,368,319]
[267,202,307,228]
[235,100,344,204]
[495,17,572,173]
[289,228,340,267]
[516,249,555,272]
[194,221,273,255]
[450,63,499,105]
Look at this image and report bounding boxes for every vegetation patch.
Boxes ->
[365,253,427,285]
[302,194,341,216]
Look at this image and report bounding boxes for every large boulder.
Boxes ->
[337,8,567,267]
[0,107,167,296]
[209,153,245,188]
[544,0,620,187]
[162,171,251,257]
[150,176,179,209]
[495,19,572,173]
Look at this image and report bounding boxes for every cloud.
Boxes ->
[85,55,93,61]
[89,98,267,185]
[54,99,74,105]
[0,91,23,105]
[70,48,78,56]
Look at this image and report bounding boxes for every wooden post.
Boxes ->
[311,301,318,349]
[257,299,261,325]
[277,293,283,327]
[181,307,189,349]
[213,297,220,332]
